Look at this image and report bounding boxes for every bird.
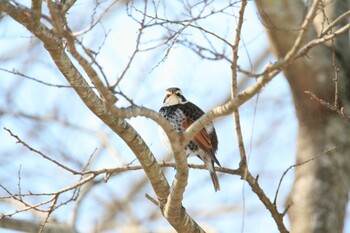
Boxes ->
[159,87,221,191]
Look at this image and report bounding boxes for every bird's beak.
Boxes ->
[164,93,180,105]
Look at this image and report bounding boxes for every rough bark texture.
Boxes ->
[255,0,350,232]
[0,1,203,232]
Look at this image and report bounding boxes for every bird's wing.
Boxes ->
[182,118,213,155]
[179,102,216,155]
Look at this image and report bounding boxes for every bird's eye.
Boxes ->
[166,94,170,98]
[176,93,181,96]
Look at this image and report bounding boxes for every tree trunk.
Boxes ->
[255,0,350,232]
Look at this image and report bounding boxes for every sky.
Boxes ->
[2,1,346,233]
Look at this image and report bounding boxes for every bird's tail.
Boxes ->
[209,167,220,192]
[201,154,221,191]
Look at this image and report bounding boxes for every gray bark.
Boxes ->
[255,0,350,232]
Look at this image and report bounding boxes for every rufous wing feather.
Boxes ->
[183,118,212,154]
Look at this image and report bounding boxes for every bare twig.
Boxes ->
[4,128,80,174]
[295,23,350,60]
[112,1,147,89]
[71,1,117,37]
[16,166,22,201]
[0,184,60,217]
[231,0,248,170]
[331,37,339,109]
[0,68,73,88]
[145,194,159,206]
[305,91,350,123]
[245,171,288,233]
[38,194,59,233]
[274,146,337,206]
[319,10,350,37]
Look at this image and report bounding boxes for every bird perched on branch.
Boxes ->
[159,87,221,191]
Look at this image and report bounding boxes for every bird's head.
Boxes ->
[162,87,188,106]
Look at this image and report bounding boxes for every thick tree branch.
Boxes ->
[0,1,204,232]
[0,0,169,208]
[0,218,77,233]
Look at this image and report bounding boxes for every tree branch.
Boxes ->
[4,128,80,175]
[0,1,205,232]
[0,0,170,208]
[318,10,350,37]
[305,91,350,123]
[0,217,77,233]
[245,171,288,233]
[230,0,248,172]
[31,0,41,23]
